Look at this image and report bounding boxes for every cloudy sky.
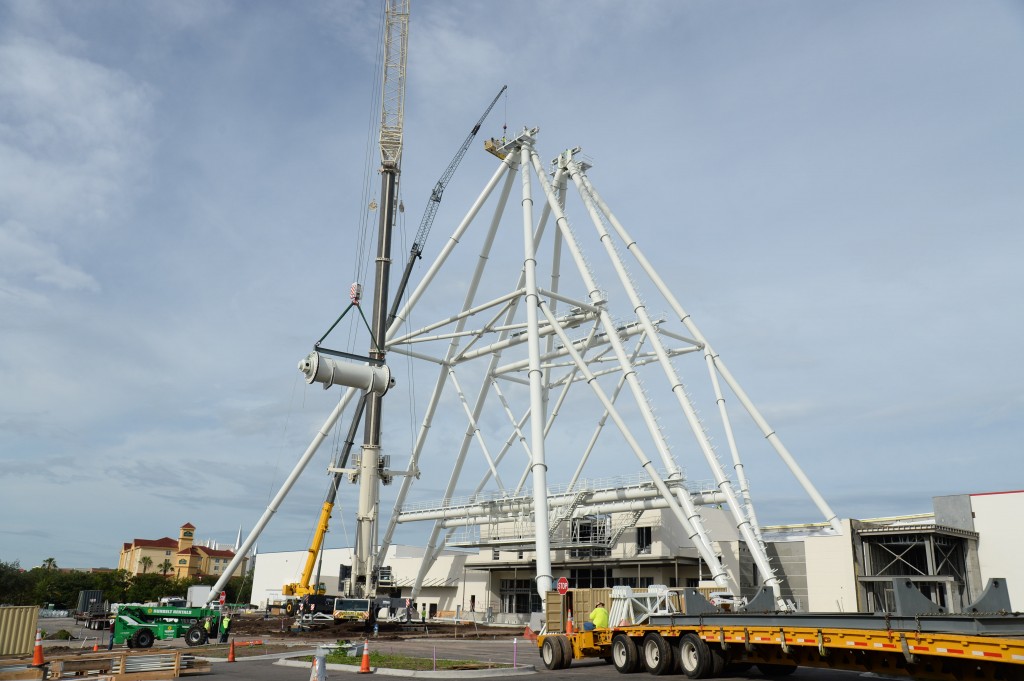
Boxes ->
[2,0,1022,572]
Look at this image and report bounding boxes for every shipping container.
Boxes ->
[0,606,39,656]
[75,590,105,615]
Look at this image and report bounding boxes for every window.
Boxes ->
[570,567,611,588]
[499,579,542,614]
[570,515,611,558]
[165,551,171,556]
[492,549,500,560]
[636,527,652,554]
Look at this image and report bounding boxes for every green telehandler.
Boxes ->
[113,604,222,648]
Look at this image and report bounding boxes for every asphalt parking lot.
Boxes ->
[32,615,869,680]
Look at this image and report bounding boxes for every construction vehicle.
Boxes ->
[112,604,221,648]
[73,589,109,630]
[537,580,1024,680]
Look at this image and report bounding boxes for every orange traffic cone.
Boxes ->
[228,639,236,663]
[565,610,574,635]
[358,639,372,674]
[93,643,99,651]
[32,629,44,667]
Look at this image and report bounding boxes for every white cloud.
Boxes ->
[0,220,99,295]
[0,36,155,310]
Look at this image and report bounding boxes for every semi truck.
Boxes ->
[537,579,1024,680]
[73,590,109,630]
[112,604,222,648]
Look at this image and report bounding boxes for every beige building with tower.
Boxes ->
[118,522,247,579]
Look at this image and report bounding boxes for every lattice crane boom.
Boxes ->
[388,85,507,328]
[379,0,409,168]
[413,85,507,254]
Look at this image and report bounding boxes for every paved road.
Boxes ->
[207,639,870,681]
[210,657,873,681]
[36,616,872,680]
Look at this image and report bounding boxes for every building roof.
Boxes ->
[128,537,179,550]
[181,523,196,529]
[177,546,236,558]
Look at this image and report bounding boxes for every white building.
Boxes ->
[251,490,1024,618]
[250,544,491,620]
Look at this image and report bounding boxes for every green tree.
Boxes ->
[0,560,34,605]
[41,557,57,570]
[159,560,173,577]
[138,556,153,574]
[126,573,171,603]
[95,570,132,604]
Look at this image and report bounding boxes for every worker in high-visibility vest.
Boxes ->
[219,613,232,643]
[587,602,609,630]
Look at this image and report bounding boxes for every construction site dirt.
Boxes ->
[229,614,521,642]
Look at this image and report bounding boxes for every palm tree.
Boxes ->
[41,558,57,570]
[159,560,173,577]
[139,556,153,574]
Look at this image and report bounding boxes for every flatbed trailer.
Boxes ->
[537,580,1024,680]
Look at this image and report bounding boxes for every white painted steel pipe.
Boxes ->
[536,297,738,594]
[434,493,728,527]
[528,147,733,591]
[568,159,784,605]
[520,142,554,598]
[298,352,394,394]
[400,158,521,596]
[576,170,842,537]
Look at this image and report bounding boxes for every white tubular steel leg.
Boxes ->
[568,160,782,604]
[520,143,554,598]
[385,161,519,589]
[537,301,739,594]
[526,144,728,587]
[529,148,679,477]
[704,346,763,543]
[576,170,842,536]
[206,387,357,604]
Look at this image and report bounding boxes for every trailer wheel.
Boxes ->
[185,625,208,647]
[612,634,642,673]
[284,601,296,617]
[541,637,565,670]
[678,633,712,679]
[756,663,797,677]
[557,635,573,669]
[125,638,134,649]
[641,633,675,675]
[132,628,155,649]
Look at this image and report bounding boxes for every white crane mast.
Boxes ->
[379,0,409,168]
[353,0,409,597]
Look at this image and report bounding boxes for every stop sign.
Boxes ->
[556,577,569,595]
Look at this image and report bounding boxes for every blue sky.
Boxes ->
[1,1,1022,571]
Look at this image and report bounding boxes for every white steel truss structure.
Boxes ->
[314,127,842,611]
